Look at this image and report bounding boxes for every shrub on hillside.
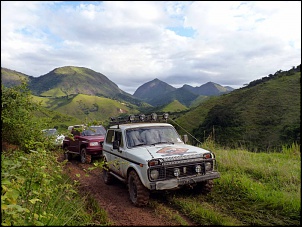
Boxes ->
[1,82,46,151]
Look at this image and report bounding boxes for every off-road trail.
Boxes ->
[60,155,196,226]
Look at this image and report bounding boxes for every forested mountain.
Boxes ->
[1,64,300,151]
[1,68,29,87]
[174,64,301,151]
[133,78,176,100]
[133,78,234,106]
[29,66,126,97]
[182,82,234,96]
[1,66,231,108]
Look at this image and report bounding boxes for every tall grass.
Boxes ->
[166,142,300,225]
[1,147,110,226]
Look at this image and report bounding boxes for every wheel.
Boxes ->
[128,170,150,206]
[64,146,71,161]
[102,163,114,185]
[80,147,91,164]
[194,180,214,194]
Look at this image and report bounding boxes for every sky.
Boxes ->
[1,1,301,95]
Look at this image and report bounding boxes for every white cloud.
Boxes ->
[1,1,301,94]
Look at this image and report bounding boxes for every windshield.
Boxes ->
[126,126,182,148]
[82,126,106,136]
[42,129,57,136]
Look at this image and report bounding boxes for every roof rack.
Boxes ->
[109,113,169,126]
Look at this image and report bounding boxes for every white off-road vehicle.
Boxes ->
[102,113,220,206]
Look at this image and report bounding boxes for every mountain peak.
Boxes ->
[181,81,234,96]
[133,78,176,100]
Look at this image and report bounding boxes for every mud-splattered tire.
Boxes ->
[64,147,71,161]
[194,180,214,194]
[103,164,114,185]
[128,170,150,206]
[80,147,91,164]
[86,154,92,163]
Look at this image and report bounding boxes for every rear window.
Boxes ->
[82,126,106,136]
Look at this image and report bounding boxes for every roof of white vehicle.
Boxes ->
[109,122,173,130]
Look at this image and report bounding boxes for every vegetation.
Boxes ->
[1,82,110,226]
[32,93,140,124]
[2,65,300,152]
[1,148,110,226]
[1,82,46,151]
[0,67,29,87]
[1,65,300,225]
[175,68,300,152]
[162,140,300,225]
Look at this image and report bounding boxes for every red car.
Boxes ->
[63,125,106,163]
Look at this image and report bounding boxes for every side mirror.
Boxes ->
[183,135,188,144]
[113,140,120,149]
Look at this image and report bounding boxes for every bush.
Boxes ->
[1,82,46,151]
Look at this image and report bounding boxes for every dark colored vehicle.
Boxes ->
[63,125,106,163]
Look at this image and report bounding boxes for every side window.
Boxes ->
[115,131,123,147]
[71,128,81,136]
[106,130,114,144]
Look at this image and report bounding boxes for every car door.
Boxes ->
[69,127,81,152]
[110,130,127,178]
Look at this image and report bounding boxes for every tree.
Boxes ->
[1,81,45,151]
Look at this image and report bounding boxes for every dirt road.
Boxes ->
[60,155,195,226]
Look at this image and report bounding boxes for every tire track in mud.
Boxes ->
[60,156,195,226]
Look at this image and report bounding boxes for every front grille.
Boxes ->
[166,163,205,178]
[148,160,213,181]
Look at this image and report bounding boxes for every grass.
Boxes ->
[2,141,300,226]
[163,141,300,225]
[1,147,110,226]
[148,200,192,225]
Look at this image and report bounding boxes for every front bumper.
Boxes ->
[149,172,220,190]
[86,147,103,155]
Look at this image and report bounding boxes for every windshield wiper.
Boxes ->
[150,141,174,145]
[132,143,146,147]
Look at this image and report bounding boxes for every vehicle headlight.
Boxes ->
[89,142,99,146]
[150,169,159,180]
[195,164,202,173]
[205,162,212,171]
[173,168,180,177]
[203,153,212,159]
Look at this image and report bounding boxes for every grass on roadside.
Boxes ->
[1,148,110,226]
[164,142,300,226]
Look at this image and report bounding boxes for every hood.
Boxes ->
[128,143,212,162]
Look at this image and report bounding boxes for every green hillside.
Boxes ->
[161,100,189,112]
[149,86,199,107]
[40,87,67,97]
[174,68,300,151]
[189,95,211,108]
[2,64,300,152]
[29,66,122,97]
[50,94,139,124]
[1,66,150,108]
[1,67,29,87]
[2,74,300,226]
[31,95,81,130]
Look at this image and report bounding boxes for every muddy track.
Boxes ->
[59,155,196,226]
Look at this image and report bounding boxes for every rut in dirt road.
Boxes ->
[62,157,195,226]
